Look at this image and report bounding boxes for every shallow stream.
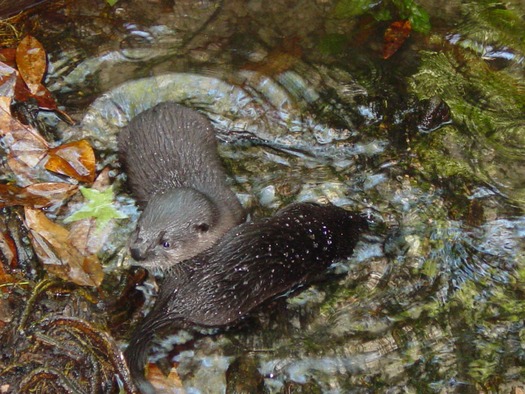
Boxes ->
[2,0,525,392]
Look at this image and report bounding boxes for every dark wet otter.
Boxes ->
[119,102,245,270]
[124,202,367,393]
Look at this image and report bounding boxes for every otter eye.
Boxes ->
[195,223,210,233]
[162,241,170,248]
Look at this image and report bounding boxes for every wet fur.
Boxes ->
[124,202,367,393]
[118,102,245,269]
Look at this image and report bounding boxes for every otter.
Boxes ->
[124,202,367,393]
[118,102,245,270]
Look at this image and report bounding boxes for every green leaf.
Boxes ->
[407,3,431,33]
[392,0,431,33]
[334,0,377,18]
[65,186,127,231]
[374,7,392,21]
[105,0,119,6]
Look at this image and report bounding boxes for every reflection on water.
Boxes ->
[19,0,525,391]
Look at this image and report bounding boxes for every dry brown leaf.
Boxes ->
[6,156,47,186]
[2,117,48,166]
[13,74,56,110]
[11,36,72,122]
[15,35,46,94]
[45,139,96,183]
[0,182,77,209]
[0,231,17,273]
[0,183,50,208]
[383,20,412,59]
[147,364,184,394]
[17,79,68,118]
[0,99,13,137]
[24,207,104,287]
[0,48,17,67]
[13,72,32,104]
[0,61,17,102]
[68,216,116,256]
[30,83,58,110]
[75,254,104,286]
[0,62,18,127]
[9,127,49,167]
[25,183,78,206]
[0,96,12,120]
[0,110,55,185]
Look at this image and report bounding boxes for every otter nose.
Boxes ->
[130,247,146,261]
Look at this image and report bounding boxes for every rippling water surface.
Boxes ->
[15,0,525,392]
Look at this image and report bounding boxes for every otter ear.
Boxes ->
[194,223,210,233]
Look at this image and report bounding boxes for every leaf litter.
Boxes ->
[0,34,127,287]
[0,29,136,393]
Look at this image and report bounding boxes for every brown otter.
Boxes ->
[118,102,245,270]
[124,202,367,393]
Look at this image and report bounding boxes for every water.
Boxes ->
[3,0,525,392]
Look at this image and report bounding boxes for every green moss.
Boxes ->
[409,39,525,206]
[420,258,439,279]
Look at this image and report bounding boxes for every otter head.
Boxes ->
[129,188,220,270]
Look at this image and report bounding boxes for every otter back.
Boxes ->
[118,102,226,203]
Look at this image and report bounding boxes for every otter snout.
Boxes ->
[130,246,147,261]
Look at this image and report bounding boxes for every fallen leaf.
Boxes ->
[8,127,49,167]
[45,139,96,183]
[24,207,104,287]
[0,61,17,101]
[403,1,430,34]
[30,83,59,110]
[0,48,17,67]
[15,35,46,94]
[13,76,59,112]
[12,37,73,123]
[6,155,52,186]
[2,120,49,186]
[0,97,13,130]
[26,183,78,206]
[67,168,120,255]
[333,0,376,18]
[0,182,78,209]
[1,109,48,159]
[147,364,184,394]
[68,217,115,256]
[64,185,127,231]
[0,96,11,121]
[0,62,17,128]
[1,110,77,185]
[0,231,18,272]
[13,73,33,103]
[383,19,411,59]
